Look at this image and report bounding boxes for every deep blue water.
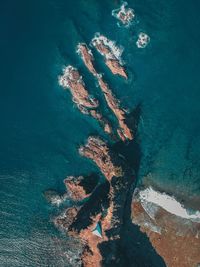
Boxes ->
[0,0,200,266]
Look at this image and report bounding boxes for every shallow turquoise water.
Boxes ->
[0,0,200,266]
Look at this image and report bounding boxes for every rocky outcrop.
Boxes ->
[112,2,135,27]
[58,65,98,110]
[58,65,112,134]
[55,41,136,266]
[79,137,124,181]
[64,174,99,201]
[77,43,133,141]
[91,34,128,79]
[54,136,135,267]
[97,77,133,141]
[131,188,200,267]
[77,43,98,77]
[136,32,150,48]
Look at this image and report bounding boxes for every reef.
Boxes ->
[112,2,135,27]
[77,43,133,141]
[55,136,135,267]
[136,32,150,48]
[91,34,128,79]
[132,187,200,267]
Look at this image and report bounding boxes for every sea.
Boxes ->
[0,0,200,266]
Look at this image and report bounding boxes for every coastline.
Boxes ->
[132,187,200,267]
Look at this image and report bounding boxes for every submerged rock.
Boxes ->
[136,32,150,48]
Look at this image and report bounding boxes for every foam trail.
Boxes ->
[139,187,200,222]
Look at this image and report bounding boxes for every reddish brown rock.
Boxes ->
[79,137,124,181]
[91,34,128,79]
[89,110,112,135]
[58,65,98,109]
[112,2,135,27]
[77,43,133,141]
[77,43,98,77]
[58,65,112,135]
[55,207,80,231]
[98,77,133,141]
[55,136,134,266]
[64,176,91,201]
[131,191,200,267]
[64,174,99,201]
[106,58,127,79]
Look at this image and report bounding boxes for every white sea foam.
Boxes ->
[136,32,150,48]
[58,65,83,89]
[91,33,124,62]
[58,65,74,88]
[76,43,93,57]
[139,187,200,222]
[44,190,69,207]
[112,2,135,27]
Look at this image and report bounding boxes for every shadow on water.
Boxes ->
[101,104,166,267]
[47,104,166,266]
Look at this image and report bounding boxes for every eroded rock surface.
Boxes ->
[55,136,135,266]
[64,174,99,201]
[91,34,128,79]
[132,188,200,267]
[58,65,112,134]
[77,43,133,141]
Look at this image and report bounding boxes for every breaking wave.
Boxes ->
[112,1,136,28]
[91,32,124,63]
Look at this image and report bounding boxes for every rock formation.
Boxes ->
[58,65,112,134]
[136,32,150,48]
[112,2,135,27]
[54,136,135,267]
[64,174,99,201]
[91,34,128,79]
[77,43,133,141]
[51,13,196,267]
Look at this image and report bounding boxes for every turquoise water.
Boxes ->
[0,0,200,266]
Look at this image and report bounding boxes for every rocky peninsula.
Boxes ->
[77,43,133,141]
[54,136,135,266]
